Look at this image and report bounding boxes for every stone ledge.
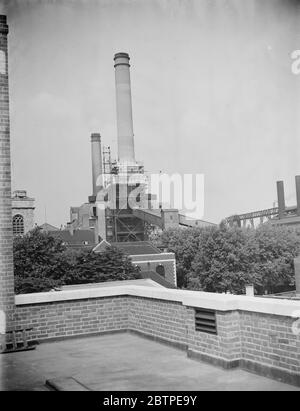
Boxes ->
[15,283,300,318]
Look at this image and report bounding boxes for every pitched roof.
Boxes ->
[39,223,60,232]
[139,271,177,289]
[50,229,96,246]
[93,239,111,253]
[111,241,161,255]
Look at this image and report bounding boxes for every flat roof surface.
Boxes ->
[1,333,299,391]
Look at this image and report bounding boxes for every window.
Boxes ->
[13,214,24,236]
[156,264,165,277]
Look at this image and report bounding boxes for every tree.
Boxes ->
[247,224,300,294]
[188,225,258,293]
[63,246,141,285]
[14,229,141,293]
[158,227,207,288]
[157,223,300,294]
[14,228,70,293]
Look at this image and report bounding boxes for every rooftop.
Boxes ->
[1,333,298,391]
[111,241,162,255]
[50,229,95,247]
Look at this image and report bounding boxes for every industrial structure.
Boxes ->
[69,52,215,244]
[225,176,300,228]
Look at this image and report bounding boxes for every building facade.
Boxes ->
[11,190,35,236]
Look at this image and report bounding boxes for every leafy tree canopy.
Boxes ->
[158,224,300,294]
[14,228,141,294]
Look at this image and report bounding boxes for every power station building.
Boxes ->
[67,52,215,245]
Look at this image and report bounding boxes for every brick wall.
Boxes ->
[0,15,14,348]
[15,296,129,341]
[14,286,300,386]
[186,309,241,365]
[129,297,187,347]
[131,253,176,286]
[240,311,300,376]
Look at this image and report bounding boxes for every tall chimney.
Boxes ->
[91,133,103,196]
[114,52,135,163]
[295,175,300,216]
[0,15,14,352]
[276,180,285,219]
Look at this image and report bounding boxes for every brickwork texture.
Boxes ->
[14,293,300,386]
[0,15,14,348]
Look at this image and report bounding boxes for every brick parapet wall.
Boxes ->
[0,15,15,347]
[128,297,187,347]
[186,309,242,363]
[15,296,130,341]
[240,311,300,375]
[14,285,300,386]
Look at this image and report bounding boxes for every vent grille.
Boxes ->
[195,308,217,334]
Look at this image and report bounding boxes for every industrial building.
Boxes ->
[226,176,300,228]
[68,52,215,245]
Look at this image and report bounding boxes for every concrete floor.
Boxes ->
[0,333,299,391]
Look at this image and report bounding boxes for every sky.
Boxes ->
[1,0,300,226]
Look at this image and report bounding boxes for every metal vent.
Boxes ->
[195,308,217,334]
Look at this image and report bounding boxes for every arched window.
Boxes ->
[156,264,165,277]
[13,214,24,236]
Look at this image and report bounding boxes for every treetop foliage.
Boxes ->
[14,228,141,294]
[159,223,300,294]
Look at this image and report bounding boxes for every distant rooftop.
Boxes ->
[39,223,60,232]
[111,241,162,255]
[50,229,95,247]
[12,190,34,201]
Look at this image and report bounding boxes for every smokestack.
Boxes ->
[295,176,300,216]
[276,180,285,219]
[91,133,103,196]
[114,52,135,163]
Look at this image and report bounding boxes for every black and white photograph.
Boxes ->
[0,0,300,394]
